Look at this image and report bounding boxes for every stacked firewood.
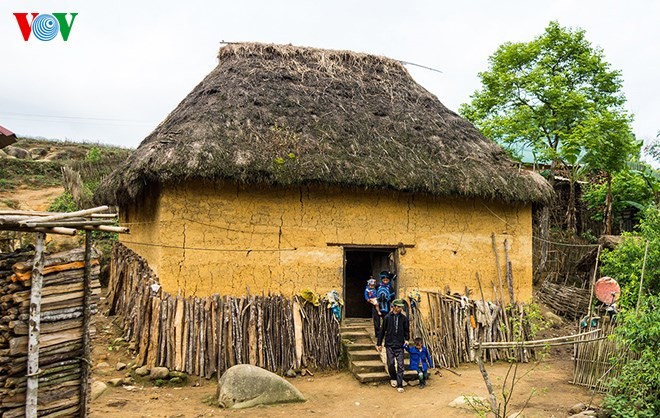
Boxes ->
[0,248,100,418]
[109,243,341,378]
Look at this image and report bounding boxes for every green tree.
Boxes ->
[599,207,660,307]
[460,21,634,234]
[578,110,641,234]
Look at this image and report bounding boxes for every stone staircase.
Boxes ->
[341,317,417,384]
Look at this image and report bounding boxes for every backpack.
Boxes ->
[376,285,391,313]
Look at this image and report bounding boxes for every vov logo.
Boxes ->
[14,13,78,41]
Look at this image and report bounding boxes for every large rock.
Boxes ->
[4,146,30,160]
[149,366,170,379]
[217,364,305,409]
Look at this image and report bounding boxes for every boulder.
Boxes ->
[149,366,170,379]
[543,311,564,327]
[106,378,123,387]
[4,146,30,160]
[116,362,127,371]
[135,366,149,376]
[569,403,587,414]
[30,147,48,159]
[217,364,305,409]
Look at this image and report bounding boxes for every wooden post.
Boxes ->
[635,241,650,315]
[26,232,46,418]
[504,239,515,305]
[79,230,92,417]
[491,233,505,305]
[586,245,602,317]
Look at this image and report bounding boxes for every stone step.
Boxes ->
[340,325,369,333]
[347,350,381,361]
[355,370,419,384]
[343,318,372,325]
[340,331,371,341]
[344,342,374,352]
[350,360,387,374]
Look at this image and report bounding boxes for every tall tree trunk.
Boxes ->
[603,172,613,235]
[534,160,556,284]
[565,178,577,235]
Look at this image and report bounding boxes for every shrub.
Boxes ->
[600,207,660,307]
[603,295,660,418]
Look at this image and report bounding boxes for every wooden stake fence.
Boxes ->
[408,289,537,369]
[108,244,341,378]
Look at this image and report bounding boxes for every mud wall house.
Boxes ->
[97,43,552,322]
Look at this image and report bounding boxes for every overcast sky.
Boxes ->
[1,1,658,160]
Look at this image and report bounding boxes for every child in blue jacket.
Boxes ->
[364,277,381,336]
[405,337,433,388]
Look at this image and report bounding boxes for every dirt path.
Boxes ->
[0,186,64,211]
[90,346,600,417]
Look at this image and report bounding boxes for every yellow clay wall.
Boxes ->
[120,181,533,301]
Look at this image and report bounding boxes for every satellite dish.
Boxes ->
[594,277,620,305]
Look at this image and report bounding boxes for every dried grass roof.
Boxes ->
[96,43,552,206]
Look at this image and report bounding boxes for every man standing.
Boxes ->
[376,299,409,392]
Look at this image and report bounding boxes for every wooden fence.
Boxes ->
[571,321,638,392]
[108,244,341,378]
[408,290,538,369]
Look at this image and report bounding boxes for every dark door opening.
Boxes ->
[343,248,397,318]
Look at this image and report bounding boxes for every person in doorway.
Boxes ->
[376,299,409,392]
[376,275,393,316]
[405,336,433,388]
[379,271,395,296]
[364,277,381,336]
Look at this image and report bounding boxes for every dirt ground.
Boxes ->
[90,314,601,418]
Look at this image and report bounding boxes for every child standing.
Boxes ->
[405,337,433,388]
[364,278,380,336]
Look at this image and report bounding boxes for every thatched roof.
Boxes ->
[96,43,552,206]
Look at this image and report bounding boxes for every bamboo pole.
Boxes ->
[19,206,109,225]
[26,232,46,418]
[586,245,602,317]
[0,226,77,236]
[79,231,92,418]
[635,240,650,315]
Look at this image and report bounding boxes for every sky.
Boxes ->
[1,1,658,161]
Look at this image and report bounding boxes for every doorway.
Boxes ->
[343,248,397,318]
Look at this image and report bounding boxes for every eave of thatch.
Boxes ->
[95,43,552,207]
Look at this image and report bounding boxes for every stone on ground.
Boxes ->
[217,364,305,409]
[90,381,108,401]
[135,366,149,376]
[149,367,170,379]
[448,395,489,411]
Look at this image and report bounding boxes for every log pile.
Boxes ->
[108,243,341,378]
[537,280,590,320]
[409,290,537,369]
[0,248,100,418]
